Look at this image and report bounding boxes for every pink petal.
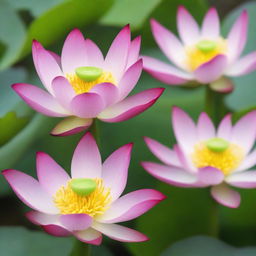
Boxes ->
[102,143,133,201]
[226,171,256,188]
[84,39,104,67]
[142,56,192,85]
[60,214,92,231]
[74,228,102,245]
[70,92,105,118]
[197,112,215,140]
[177,6,200,45]
[201,8,220,39]
[36,152,70,196]
[71,132,102,179]
[92,222,148,242]
[198,167,224,185]
[48,51,61,66]
[150,19,186,69]
[61,29,87,74]
[194,55,227,83]
[104,25,130,81]
[26,211,59,226]
[211,184,241,208]
[51,117,93,136]
[12,83,70,117]
[144,137,181,167]
[98,88,164,123]
[42,224,71,237]
[217,113,232,140]
[97,189,165,223]
[127,36,141,68]
[141,162,197,187]
[209,77,234,93]
[235,149,256,172]
[2,169,58,214]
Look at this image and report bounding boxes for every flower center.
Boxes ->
[185,39,227,71]
[191,138,244,175]
[66,66,116,94]
[54,178,112,217]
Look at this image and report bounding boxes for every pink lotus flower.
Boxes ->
[142,107,256,208]
[3,132,165,244]
[143,7,256,93]
[12,26,164,136]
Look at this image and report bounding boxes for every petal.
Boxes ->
[209,77,234,93]
[197,112,215,140]
[51,117,93,136]
[71,132,102,179]
[36,152,70,196]
[74,228,102,245]
[98,88,164,123]
[12,83,70,117]
[127,36,141,67]
[92,222,148,242]
[104,25,130,81]
[48,51,61,66]
[97,189,165,223]
[42,224,71,237]
[2,169,58,214]
[60,214,92,231]
[144,137,181,167]
[26,211,59,226]
[141,162,197,187]
[84,39,104,67]
[201,8,220,39]
[226,171,256,188]
[142,56,192,85]
[198,167,224,185]
[150,19,186,69]
[70,92,105,118]
[174,145,196,172]
[217,113,232,140]
[194,55,227,84]
[235,149,256,172]
[177,6,200,45]
[102,143,133,201]
[211,184,241,208]
[61,29,87,74]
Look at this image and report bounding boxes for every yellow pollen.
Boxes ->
[191,142,244,175]
[185,38,227,71]
[54,178,112,217]
[66,71,116,94]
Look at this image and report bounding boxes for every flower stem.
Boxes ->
[90,119,101,147]
[70,239,91,256]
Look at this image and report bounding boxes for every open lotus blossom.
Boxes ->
[12,26,164,136]
[3,132,165,244]
[142,107,256,208]
[143,7,256,93]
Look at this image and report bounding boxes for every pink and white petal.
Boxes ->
[92,222,148,243]
[235,149,256,172]
[48,51,61,66]
[142,56,192,85]
[211,184,241,208]
[177,6,200,45]
[26,211,59,226]
[97,189,165,223]
[104,25,130,81]
[227,10,248,61]
[231,110,256,153]
[197,112,215,140]
[60,214,92,231]
[102,143,133,201]
[209,77,234,93]
[150,19,186,69]
[52,76,75,110]
[217,113,232,140]
[12,83,70,117]
[71,132,102,179]
[61,29,87,74]
[118,59,143,101]
[226,51,256,76]
[194,55,227,84]
[51,117,92,136]
[141,162,197,187]
[74,228,102,245]
[3,169,58,214]
[70,92,105,118]
[84,39,104,67]
[201,8,220,39]
[198,167,224,186]
[127,36,141,68]
[225,171,256,188]
[42,224,71,237]
[144,137,181,167]
[98,88,164,123]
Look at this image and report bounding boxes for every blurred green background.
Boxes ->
[0,0,256,255]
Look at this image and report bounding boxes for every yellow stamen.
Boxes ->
[54,178,112,217]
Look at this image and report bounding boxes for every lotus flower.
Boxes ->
[3,132,165,244]
[12,26,164,136]
[143,7,256,93]
[142,107,256,208]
